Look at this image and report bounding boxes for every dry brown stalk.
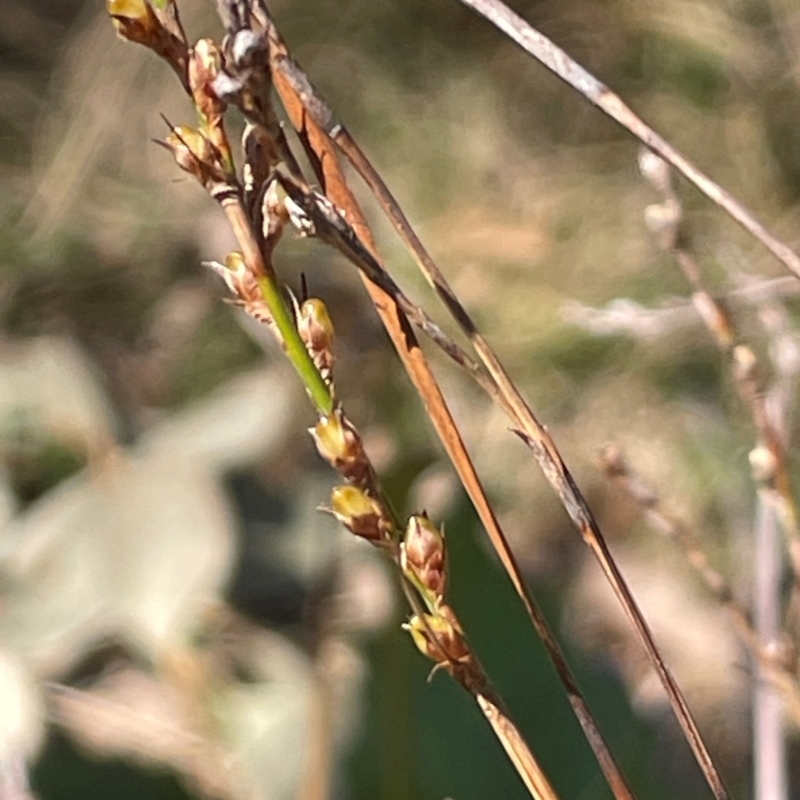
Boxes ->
[599,444,800,726]
[477,695,560,800]
[636,148,800,795]
[639,151,800,596]
[456,0,800,283]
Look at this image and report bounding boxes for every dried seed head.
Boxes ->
[404,607,470,667]
[299,299,334,349]
[312,411,355,462]
[164,125,216,179]
[224,251,247,273]
[330,485,386,541]
[599,443,627,478]
[107,0,160,43]
[229,29,267,71]
[311,410,370,483]
[189,38,225,120]
[108,0,189,87]
[298,298,335,378]
[261,179,290,252]
[205,253,282,341]
[763,634,798,673]
[732,344,761,387]
[108,0,149,19]
[215,27,275,135]
[163,124,231,191]
[401,513,446,602]
[210,71,244,104]
[191,38,221,82]
[205,251,259,302]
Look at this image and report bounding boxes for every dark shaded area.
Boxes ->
[33,732,194,800]
[224,470,310,628]
[5,434,86,509]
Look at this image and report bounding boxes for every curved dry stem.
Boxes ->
[600,444,800,726]
[639,153,800,594]
[478,695,560,800]
[457,0,800,283]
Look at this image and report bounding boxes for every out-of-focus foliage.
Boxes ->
[3,0,800,798]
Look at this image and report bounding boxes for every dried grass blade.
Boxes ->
[457,0,800,282]
[513,426,732,800]
[477,695,560,800]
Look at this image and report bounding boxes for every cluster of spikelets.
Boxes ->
[107,0,480,685]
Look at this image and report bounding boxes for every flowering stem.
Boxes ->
[255,276,334,415]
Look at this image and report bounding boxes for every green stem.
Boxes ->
[256,276,334,416]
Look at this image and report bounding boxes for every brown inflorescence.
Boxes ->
[401,513,446,604]
[311,410,372,485]
[107,0,189,87]
[404,606,471,671]
[188,39,227,125]
[298,298,335,384]
[330,485,388,542]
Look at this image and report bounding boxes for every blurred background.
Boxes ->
[3,0,800,797]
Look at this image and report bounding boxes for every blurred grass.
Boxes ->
[4,0,800,797]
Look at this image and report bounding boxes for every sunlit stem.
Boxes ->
[256,276,334,415]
